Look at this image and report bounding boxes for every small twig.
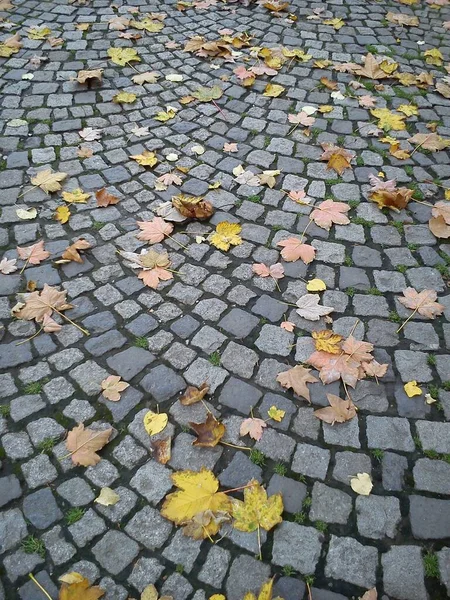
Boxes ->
[166,234,188,250]
[16,326,44,346]
[306,581,313,600]
[212,99,228,121]
[257,523,262,560]
[29,574,53,600]
[220,441,251,451]
[222,482,256,494]
[52,307,89,336]
[299,218,313,243]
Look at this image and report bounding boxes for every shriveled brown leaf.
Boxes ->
[314,393,357,425]
[189,413,225,447]
[152,436,172,464]
[182,509,230,540]
[172,194,214,220]
[386,12,419,26]
[369,187,413,212]
[66,424,112,466]
[96,188,120,207]
[398,287,444,319]
[180,382,210,406]
[276,365,319,402]
[59,239,91,263]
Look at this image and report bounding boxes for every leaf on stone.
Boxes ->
[263,83,285,97]
[0,33,22,58]
[362,360,388,379]
[436,81,450,99]
[161,468,232,525]
[341,335,374,364]
[232,479,283,532]
[79,127,102,141]
[180,382,210,406]
[307,351,360,388]
[210,221,242,251]
[96,188,120,207]
[136,217,173,244]
[224,142,238,152]
[252,263,285,279]
[258,169,280,188]
[113,91,137,104]
[156,172,183,190]
[17,240,50,265]
[369,187,413,212]
[28,26,51,40]
[132,71,160,84]
[306,278,326,292]
[59,239,91,264]
[296,293,334,321]
[233,165,261,186]
[166,73,183,82]
[130,125,150,138]
[107,46,141,66]
[386,11,419,26]
[370,108,406,131]
[101,375,129,401]
[240,417,267,441]
[314,393,357,425]
[189,413,225,447]
[66,424,112,467]
[397,103,418,117]
[267,405,285,422]
[31,169,67,194]
[276,237,315,263]
[351,53,388,79]
[0,257,17,274]
[59,573,105,600]
[276,365,319,402]
[76,69,103,84]
[408,132,450,151]
[140,584,173,600]
[280,321,295,332]
[182,509,230,541]
[323,17,345,30]
[16,283,72,323]
[95,487,120,506]
[310,199,350,231]
[55,205,71,224]
[404,380,422,398]
[398,287,444,319]
[62,188,90,204]
[16,208,37,222]
[424,48,443,66]
[320,143,355,174]
[143,410,168,436]
[131,150,158,167]
[42,314,62,333]
[429,215,450,238]
[359,589,377,600]
[358,94,377,108]
[350,472,373,496]
[152,436,172,465]
[312,329,343,354]
[192,85,223,102]
[172,194,214,220]
[108,15,130,30]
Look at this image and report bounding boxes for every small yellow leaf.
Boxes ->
[113,91,137,104]
[323,17,345,30]
[130,150,158,167]
[263,83,285,97]
[397,104,418,117]
[143,410,168,435]
[55,206,70,224]
[210,222,242,251]
[306,278,326,292]
[445,189,450,201]
[155,109,177,122]
[208,181,222,189]
[62,188,90,204]
[268,405,285,422]
[424,48,443,66]
[319,105,333,113]
[107,47,141,66]
[209,596,226,600]
[28,26,51,40]
[95,487,120,506]
[404,380,422,397]
[350,472,373,496]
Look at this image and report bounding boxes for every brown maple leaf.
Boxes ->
[408,133,450,152]
[398,287,445,319]
[136,217,174,244]
[320,143,355,175]
[362,360,388,379]
[59,239,91,263]
[96,188,120,207]
[369,187,413,212]
[17,240,50,266]
[276,365,319,402]
[189,413,225,447]
[314,393,357,425]
[180,383,210,406]
[240,417,267,441]
[172,194,214,220]
[341,335,374,364]
[16,284,72,323]
[138,266,173,289]
[65,424,112,466]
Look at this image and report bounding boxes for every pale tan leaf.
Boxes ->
[66,424,112,467]
[276,365,319,402]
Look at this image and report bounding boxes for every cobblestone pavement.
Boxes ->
[1,0,450,598]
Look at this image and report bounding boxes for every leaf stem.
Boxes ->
[52,307,89,336]
[222,482,256,495]
[16,326,44,346]
[257,524,262,560]
[220,441,251,451]
[58,430,107,461]
[29,574,53,600]
[212,99,228,121]
[299,218,313,243]
[166,234,188,250]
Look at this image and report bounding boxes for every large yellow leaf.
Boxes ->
[423,48,443,66]
[131,150,158,167]
[31,169,67,193]
[28,27,51,40]
[161,468,232,525]
[62,188,90,203]
[55,205,71,224]
[130,17,164,32]
[59,574,105,600]
[107,47,141,66]
[210,222,242,251]
[370,108,406,131]
[231,479,283,532]
[113,91,137,104]
[263,83,285,97]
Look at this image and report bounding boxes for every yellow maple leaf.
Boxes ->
[323,17,345,30]
[267,405,285,422]
[31,169,67,194]
[404,380,422,397]
[161,468,232,525]
[263,83,285,97]
[55,206,70,224]
[312,329,343,354]
[242,580,278,600]
[232,479,283,532]
[130,17,164,32]
[130,150,158,167]
[107,47,141,66]
[28,26,51,40]
[318,105,333,113]
[370,108,406,131]
[424,48,443,66]
[155,109,177,122]
[62,188,90,204]
[397,104,418,117]
[210,222,242,251]
[113,91,137,104]
[59,573,105,600]
[379,60,398,75]
[306,278,326,292]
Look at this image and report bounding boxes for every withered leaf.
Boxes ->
[172,194,214,220]
[59,239,91,263]
[96,188,120,207]
[152,436,172,464]
[189,413,225,447]
[276,365,319,402]
[66,424,112,466]
[180,382,210,406]
[314,393,357,425]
